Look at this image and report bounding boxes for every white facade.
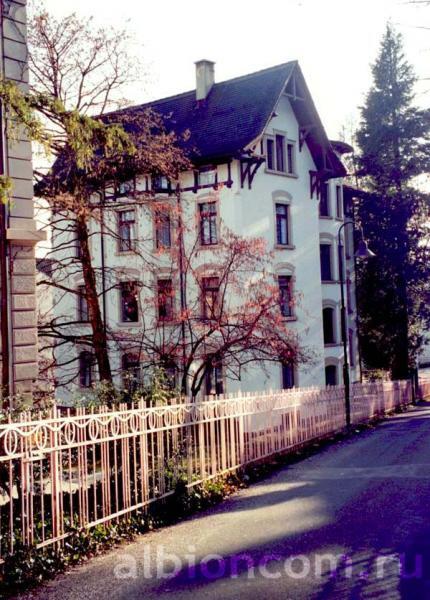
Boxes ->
[44,63,360,403]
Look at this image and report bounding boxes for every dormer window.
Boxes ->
[275,134,285,172]
[263,133,296,175]
[286,141,296,175]
[197,166,217,187]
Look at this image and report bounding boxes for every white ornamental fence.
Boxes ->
[0,380,413,562]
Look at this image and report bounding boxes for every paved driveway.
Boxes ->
[16,404,430,600]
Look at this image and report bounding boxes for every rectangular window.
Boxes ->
[319,183,330,217]
[152,175,170,192]
[278,275,293,317]
[157,278,174,321]
[282,363,295,389]
[77,285,88,322]
[199,202,218,246]
[118,210,136,252]
[116,180,134,198]
[79,351,94,387]
[339,244,345,281]
[336,185,343,218]
[163,361,177,389]
[266,138,274,170]
[205,362,224,395]
[275,134,285,172]
[320,244,333,281]
[323,307,335,344]
[198,166,217,186]
[122,353,141,391]
[120,282,139,322]
[265,134,288,173]
[155,211,171,249]
[275,203,289,245]
[201,276,219,319]
[287,142,295,174]
[325,365,337,386]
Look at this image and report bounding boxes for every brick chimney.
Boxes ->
[195,60,215,101]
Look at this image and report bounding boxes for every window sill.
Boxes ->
[153,246,173,254]
[265,168,298,179]
[199,243,220,250]
[321,280,340,285]
[335,217,344,222]
[274,244,295,251]
[319,215,333,220]
[117,321,141,328]
[324,342,342,348]
[283,316,297,322]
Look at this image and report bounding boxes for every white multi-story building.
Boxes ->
[45,60,360,403]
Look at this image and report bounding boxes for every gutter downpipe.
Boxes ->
[0,4,10,400]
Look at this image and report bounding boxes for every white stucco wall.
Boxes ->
[46,88,359,403]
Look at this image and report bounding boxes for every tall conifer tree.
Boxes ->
[355,24,430,379]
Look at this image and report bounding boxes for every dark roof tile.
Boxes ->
[110,62,297,164]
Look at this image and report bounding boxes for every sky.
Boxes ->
[41,0,430,141]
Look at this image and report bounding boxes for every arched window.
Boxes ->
[322,307,336,345]
[325,364,337,386]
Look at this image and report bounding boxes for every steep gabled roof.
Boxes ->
[41,61,345,196]
[108,61,345,177]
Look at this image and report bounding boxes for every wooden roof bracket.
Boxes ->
[240,156,265,189]
[299,125,317,151]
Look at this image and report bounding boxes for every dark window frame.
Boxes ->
[116,179,135,199]
[152,175,171,193]
[320,243,333,281]
[319,182,330,217]
[325,364,337,386]
[275,203,290,246]
[201,276,220,320]
[281,362,295,389]
[286,141,295,175]
[275,134,285,173]
[120,281,139,323]
[79,351,94,388]
[118,209,136,252]
[155,210,172,249]
[77,285,89,322]
[197,166,217,187]
[157,278,174,321]
[199,201,218,246]
[336,185,343,218]
[322,306,336,345]
[278,275,293,318]
[266,137,275,170]
[205,360,224,396]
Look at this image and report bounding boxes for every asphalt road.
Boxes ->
[16,403,430,600]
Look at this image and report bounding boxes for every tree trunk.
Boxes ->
[75,213,113,385]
